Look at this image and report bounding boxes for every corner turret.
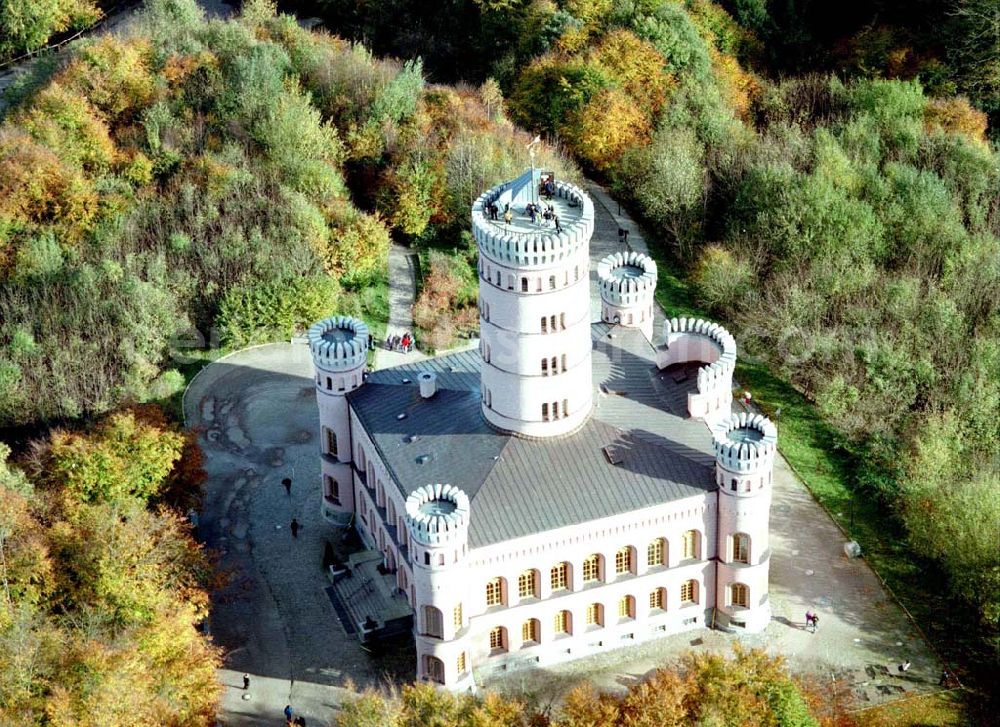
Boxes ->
[597,251,657,341]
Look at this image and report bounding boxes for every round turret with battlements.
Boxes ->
[405,484,474,690]
[474,170,595,438]
[712,412,776,632]
[308,315,369,523]
[597,251,657,341]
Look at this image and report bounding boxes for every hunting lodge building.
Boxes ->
[310,170,776,690]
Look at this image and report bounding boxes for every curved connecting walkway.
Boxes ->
[187,182,943,725]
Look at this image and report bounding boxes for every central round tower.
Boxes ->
[472,170,595,438]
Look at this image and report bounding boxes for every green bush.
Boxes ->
[216,274,340,348]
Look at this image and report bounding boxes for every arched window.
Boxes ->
[496,270,501,285]
[324,428,337,457]
[485,577,505,607]
[324,475,340,505]
[682,530,700,560]
[647,538,666,567]
[518,569,539,600]
[649,587,666,611]
[521,618,540,645]
[325,377,332,390]
[424,655,445,684]
[560,312,566,329]
[618,594,636,620]
[550,356,557,374]
[508,274,514,290]
[586,602,604,627]
[582,554,602,583]
[541,316,548,333]
[550,314,557,331]
[549,275,557,290]
[554,609,572,635]
[550,562,570,591]
[681,579,699,604]
[542,402,549,421]
[731,582,749,608]
[422,606,443,638]
[521,277,529,292]
[489,626,507,653]
[615,546,635,575]
[733,533,750,564]
[541,358,549,376]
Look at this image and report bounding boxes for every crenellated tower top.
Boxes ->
[404,484,471,547]
[308,315,369,372]
[598,251,657,307]
[472,171,594,269]
[712,412,778,474]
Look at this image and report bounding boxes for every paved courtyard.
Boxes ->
[185,183,945,725]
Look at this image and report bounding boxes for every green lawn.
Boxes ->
[643,232,979,722]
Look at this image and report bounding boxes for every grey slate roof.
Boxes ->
[348,325,718,548]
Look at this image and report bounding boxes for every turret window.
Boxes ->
[424,655,445,684]
[733,533,750,564]
[453,603,463,630]
[521,277,528,292]
[422,606,443,638]
[323,475,340,505]
[541,358,548,376]
[541,317,548,333]
[731,583,749,608]
[324,428,338,458]
[549,275,557,290]
[456,652,467,675]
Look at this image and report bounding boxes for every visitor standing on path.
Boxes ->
[290,518,300,538]
[282,477,292,496]
[284,704,294,724]
[242,673,249,690]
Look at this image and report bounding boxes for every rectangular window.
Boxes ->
[457,651,466,675]
[586,603,602,626]
[682,530,698,560]
[554,610,569,634]
[518,570,537,599]
[542,402,549,421]
[649,588,664,610]
[522,619,539,644]
[615,548,632,575]
[618,595,634,619]
[582,555,600,583]
[681,580,697,604]
[325,428,337,457]
[732,583,749,608]
[550,562,568,591]
[324,476,340,505]
[733,535,749,564]
[541,316,548,333]
[485,578,503,607]
[541,358,548,376]
[562,399,568,417]
[453,603,463,630]
[423,606,443,638]
[489,627,504,650]
[647,539,664,567]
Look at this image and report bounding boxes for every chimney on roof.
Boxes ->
[418,372,437,399]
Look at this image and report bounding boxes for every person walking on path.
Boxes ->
[242,673,249,690]
[290,518,300,538]
[284,704,294,724]
[282,477,292,496]
[805,610,816,633]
